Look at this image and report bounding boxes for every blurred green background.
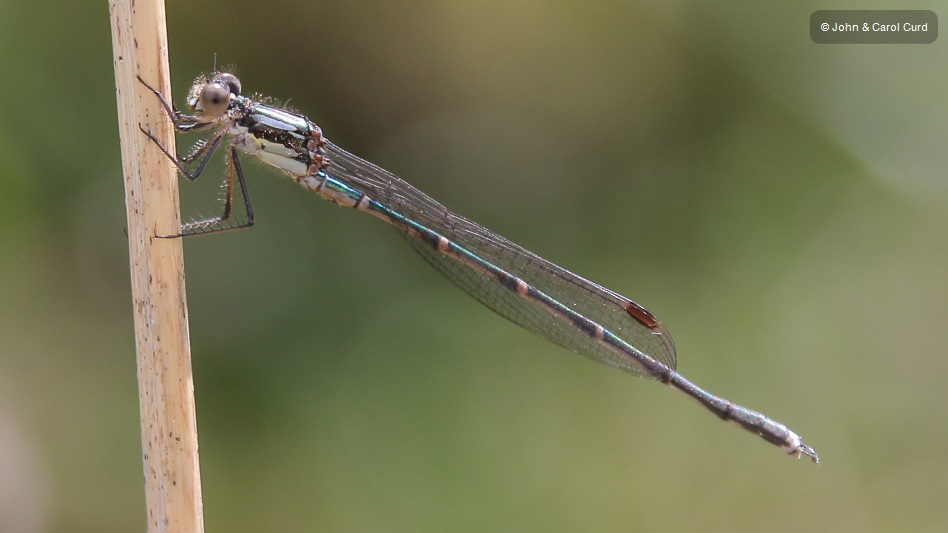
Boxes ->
[1,0,947,531]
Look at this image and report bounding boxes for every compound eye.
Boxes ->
[213,73,241,96]
[200,81,232,117]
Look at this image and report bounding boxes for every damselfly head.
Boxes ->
[186,72,242,119]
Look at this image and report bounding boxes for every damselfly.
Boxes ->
[138,72,818,463]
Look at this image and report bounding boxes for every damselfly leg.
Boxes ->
[137,76,254,237]
[137,75,215,133]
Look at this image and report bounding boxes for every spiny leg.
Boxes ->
[166,145,255,237]
[137,75,214,133]
[140,124,250,238]
[231,145,255,229]
[139,125,225,182]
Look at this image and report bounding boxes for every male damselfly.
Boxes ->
[138,72,818,463]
